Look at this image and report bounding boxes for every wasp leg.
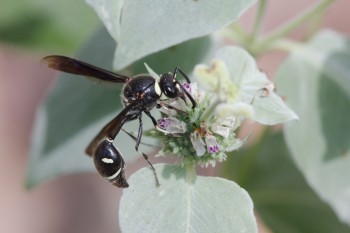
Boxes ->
[144,109,183,137]
[144,110,157,127]
[172,67,196,109]
[135,114,143,151]
[134,114,160,187]
[144,110,170,135]
[156,102,188,115]
[121,128,159,148]
[141,152,160,187]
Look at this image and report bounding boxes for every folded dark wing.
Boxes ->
[42,55,130,83]
[85,101,140,156]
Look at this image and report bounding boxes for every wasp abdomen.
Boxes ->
[93,139,129,188]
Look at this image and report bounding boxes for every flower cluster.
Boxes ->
[146,46,298,167]
[148,81,246,167]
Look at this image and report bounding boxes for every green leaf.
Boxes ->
[87,0,256,69]
[276,29,350,225]
[28,27,214,188]
[85,0,122,41]
[137,36,213,75]
[120,164,257,233]
[222,130,350,232]
[0,0,99,52]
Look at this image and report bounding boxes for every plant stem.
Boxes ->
[251,0,267,40]
[200,97,221,121]
[231,23,250,45]
[185,163,196,185]
[267,38,304,53]
[302,13,324,41]
[260,0,334,47]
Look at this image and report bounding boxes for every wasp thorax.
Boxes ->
[93,139,129,188]
[159,73,180,98]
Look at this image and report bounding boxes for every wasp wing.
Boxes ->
[85,101,140,156]
[43,55,130,83]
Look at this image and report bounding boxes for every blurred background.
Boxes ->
[0,0,349,232]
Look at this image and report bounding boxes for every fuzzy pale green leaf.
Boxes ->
[223,131,350,232]
[85,0,122,41]
[276,29,350,225]
[86,0,256,70]
[120,164,257,233]
[144,63,160,80]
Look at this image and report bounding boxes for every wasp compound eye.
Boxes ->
[93,139,129,188]
[160,73,180,98]
[164,84,179,98]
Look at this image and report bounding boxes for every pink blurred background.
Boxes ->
[0,1,349,232]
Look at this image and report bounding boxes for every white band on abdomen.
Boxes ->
[106,168,121,181]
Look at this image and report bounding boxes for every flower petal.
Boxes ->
[183,83,205,103]
[216,116,236,127]
[194,59,230,92]
[157,116,187,133]
[205,135,220,153]
[251,92,299,125]
[215,102,254,119]
[211,124,230,138]
[190,131,206,156]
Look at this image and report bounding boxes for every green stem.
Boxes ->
[267,38,304,53]
[231,23,250,45]
[251,0,267,40]
[185,163,196,185]
[200,97,221,121]
[260,0,334,47]
[303,13,324,41]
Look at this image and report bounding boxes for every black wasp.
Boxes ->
[43,55,196,188]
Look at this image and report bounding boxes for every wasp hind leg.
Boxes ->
[134,114,160,187]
